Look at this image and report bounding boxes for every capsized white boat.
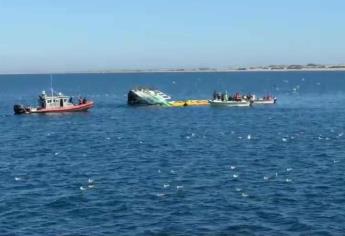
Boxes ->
[208,99,251,107]
[128,87,171,106]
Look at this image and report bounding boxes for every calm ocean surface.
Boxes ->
[0,71,345,235]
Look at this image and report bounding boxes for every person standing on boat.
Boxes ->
[213,90,217,100]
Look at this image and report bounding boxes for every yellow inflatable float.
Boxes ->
[169,100,209,107]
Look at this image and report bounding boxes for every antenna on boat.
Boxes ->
[50,74,54,97]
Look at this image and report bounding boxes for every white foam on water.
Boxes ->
[263,176,269,180]
[88,178,94,184]
[88,185,95,188]
[176,185,183,190]
[286,168,293,172]
[170,170,176,174]
[230,166,236,170]
[235,187,242,192]
[282,138,287,142]
[54,152,59,156]
[158,169,161,173]
[163,184,170,188]
[286,178,292,182]
[14,177,21,181]
[241,193,249,197]
[247,134,251,140]
[156,193,165,197]
[80,186,86,191]
[233,174,239,178]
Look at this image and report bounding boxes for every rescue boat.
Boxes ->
[14,91,94,114]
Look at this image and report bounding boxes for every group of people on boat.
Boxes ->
[213,91,252,102]
[212,90,275,102]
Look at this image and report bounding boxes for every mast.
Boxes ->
[50,74,54,97]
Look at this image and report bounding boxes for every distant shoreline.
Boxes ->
[0,68,345,75]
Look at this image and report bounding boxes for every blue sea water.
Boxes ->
[0,71,345,235]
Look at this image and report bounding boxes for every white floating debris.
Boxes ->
[286,168,293,172]
[275,172,278,177]
[176,185,183,190]
[230,166,236,170]
[282,138,287,142]
[54,152,59,156]
[14,177,21,181]
[186,136,191,139]
[163,184,170,188]
[80,186,86,191]
[139,141,143,144]
[170,170,176,174]
[247,134,251,140]
[285,178,292,182]
[106,137,111,140]
[88,185,95,188]
[88,178,94,184]
[235,187,242,192]
[233,174,239,178]
[338,132,344,137]
[263,176,269,180]
[156,193,165,197]
[241,193,249,197]
[191,133,196,137]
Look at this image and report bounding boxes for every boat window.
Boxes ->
[47,100,51,103]
[64,99,67,102]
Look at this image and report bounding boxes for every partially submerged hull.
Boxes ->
[128,88,171,106]
[14,101,94,114]
[208,100,251,107]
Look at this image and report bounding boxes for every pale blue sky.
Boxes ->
[0,0,344,73]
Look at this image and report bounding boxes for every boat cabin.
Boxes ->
[38,91,73,109]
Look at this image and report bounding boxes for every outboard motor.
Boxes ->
[13,104,28,114]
